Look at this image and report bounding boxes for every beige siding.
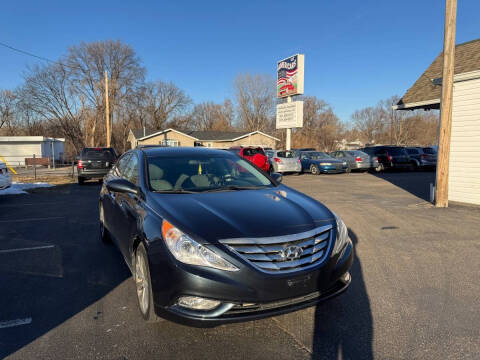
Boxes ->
[229,133,277,149]
[138,131,196,147]
[448,78,480,205]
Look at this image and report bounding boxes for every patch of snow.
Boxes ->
[0,182,53,195]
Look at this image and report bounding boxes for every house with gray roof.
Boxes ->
[127,128,279,150]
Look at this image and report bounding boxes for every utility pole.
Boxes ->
[105,70,111,147]
[435,0,457,208]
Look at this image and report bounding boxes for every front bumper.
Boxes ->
[319,165,346,174]
[147,238,354,327]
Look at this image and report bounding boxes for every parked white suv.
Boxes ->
[0,162,12,190]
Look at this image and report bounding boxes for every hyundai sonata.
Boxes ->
[99,147,353,326]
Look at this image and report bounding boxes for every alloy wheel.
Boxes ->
[135,252,149,315]
[310,165,318,175]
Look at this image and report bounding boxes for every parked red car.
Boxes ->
[228,146,270,172]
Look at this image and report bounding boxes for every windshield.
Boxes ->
[307,152,331,160]
[147,154,273,192]
[422,147,436,154]
[387,148,406,156]
[82,148,116,161]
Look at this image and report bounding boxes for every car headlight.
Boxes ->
[333,213,349,255]
[319,162,332,166]
[161,220,239,271]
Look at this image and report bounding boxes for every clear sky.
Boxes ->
[1,1,479,123]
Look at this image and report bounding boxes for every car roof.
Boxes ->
[141,146,235,158]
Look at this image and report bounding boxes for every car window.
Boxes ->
[407,149,419,155]
[347,151,356,156]
[114,153,131,177]
[243,148,265,156]
[388,148,406,156]
[308,152,330,159]
[146,154,273,192]
[82,148,116,161]
[422,147,436,154]
[277,151,295,158]
[265,151,274,158]
[374,149,387,155]
[123,153,139,185]
[300,154,309,160]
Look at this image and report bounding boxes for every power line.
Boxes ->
[0,41,81,70]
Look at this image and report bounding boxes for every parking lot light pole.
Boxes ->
[435,0,457,208]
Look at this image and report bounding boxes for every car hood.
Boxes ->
[148,186,334,244]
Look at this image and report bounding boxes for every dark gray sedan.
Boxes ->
[329,150,380,172]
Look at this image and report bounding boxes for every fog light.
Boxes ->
[342,272,351,283]
[177,296,221,310]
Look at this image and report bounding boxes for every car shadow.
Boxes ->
[371,169,436,202]
[311,229,373,360]
[0,183,131,358]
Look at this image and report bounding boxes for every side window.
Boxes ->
[114,153,131,177]
[123,154,139,185]
[301,154,308,160]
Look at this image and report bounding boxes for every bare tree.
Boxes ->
[0,90,17,134]
[351,106,385,144]
[144,81,192,129]
[22,63,85,152]
[66,40,145,146]
[234,74,275,131]
[293,96,344,151]
[190,99,234,131]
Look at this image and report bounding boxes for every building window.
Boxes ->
[160,139,179,147]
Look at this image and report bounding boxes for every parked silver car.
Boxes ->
[266,150,302,174]
[0,161,12,190]
[329,150,380,172]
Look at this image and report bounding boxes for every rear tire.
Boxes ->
[310,164,320,175]
[135,243,160,323]
[345,167,351,174]
[78,176,85,185]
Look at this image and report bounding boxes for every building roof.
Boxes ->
[130,128,279,142]
[0,136,65,142]
[396,39,480,110]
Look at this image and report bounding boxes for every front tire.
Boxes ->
[135,243,160,322]
[374,164,383,173]
[99,203,111,243]
[310,164,320,175]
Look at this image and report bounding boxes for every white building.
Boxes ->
[395,39,480,206]
[0,136,65,166]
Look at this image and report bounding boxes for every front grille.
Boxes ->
[219,225,332,274]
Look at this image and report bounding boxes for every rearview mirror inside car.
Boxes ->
[106,178,138,195]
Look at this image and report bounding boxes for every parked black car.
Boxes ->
[77,147,117,184]
[360,146,413,171]
[99,147,353,326]
[406,147,437,170]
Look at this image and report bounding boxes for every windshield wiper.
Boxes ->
[153,189,197,194]
[201,185,267,193]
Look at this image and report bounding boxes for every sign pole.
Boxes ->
[286,96,292,150]
[435,0,457,208]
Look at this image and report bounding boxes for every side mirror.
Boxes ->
[106,178,138,195]
[271,172,283,184]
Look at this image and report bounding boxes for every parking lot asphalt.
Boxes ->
[1,172,479,360]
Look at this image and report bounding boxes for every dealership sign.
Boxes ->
[276,101,303,129]
[277,54,305,98]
